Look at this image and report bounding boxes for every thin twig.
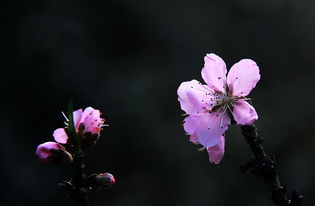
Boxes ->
[240,125,303,206]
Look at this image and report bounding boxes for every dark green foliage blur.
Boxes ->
[2,0,315,205]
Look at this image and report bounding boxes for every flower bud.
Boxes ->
[36,142,73,164]
[90,173,115,190]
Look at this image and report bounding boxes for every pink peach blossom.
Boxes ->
[36,142,73,164]
[53,107,105,144]
[178,53,260,163]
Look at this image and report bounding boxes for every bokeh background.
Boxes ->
[2,0,315,205]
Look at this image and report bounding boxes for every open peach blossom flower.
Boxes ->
[177,53,260,163]
[53,107,105,144]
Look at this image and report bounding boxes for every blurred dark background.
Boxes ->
[2,0,315,205]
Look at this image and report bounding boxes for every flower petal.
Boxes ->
[80,107,104,134]
[73,109,83,131]
[207,135,225,164]
[183,115,198,135]
[183,115,200,143]
[232,99,258,125]
[227,59,260,97]
[177,80,215,115]
[195,111,230,147]
[53,128,68,144]
[201,53,227,93]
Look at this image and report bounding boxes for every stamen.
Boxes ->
[219,106,228,129]
[228,77,239,87]
[207,107,224,130]
[227,104,233,114]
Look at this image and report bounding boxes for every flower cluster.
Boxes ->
[36,107,105,164]
[36,105,115,203]
[177,53,260,164]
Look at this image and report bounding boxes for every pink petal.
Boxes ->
[201,53,227,93]
[177,80,215,115]
[53,128,68,144]
[232,99,258,125]
[207,135,225,164]
[183,115,199,143]
[81,107,104,134]
[195,111,230,147]
[73,109,83,131]
[226,59,260,97]
[80,107,95,124]
[183,115,198,135]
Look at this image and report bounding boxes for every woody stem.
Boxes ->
[59,154,90,206]
[240,125,303,206]
[71,154,90,206]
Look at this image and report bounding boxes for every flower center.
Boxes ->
[210,91,237,114]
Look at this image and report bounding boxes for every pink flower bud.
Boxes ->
[36,142,73,164]
[95,173,115,188]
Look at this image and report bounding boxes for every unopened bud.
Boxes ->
[36,142,73,164]
[91,173,115,189]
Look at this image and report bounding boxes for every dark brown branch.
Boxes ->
[58,154,115,205]
[240,125,303,206]
[59,154,90,206]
